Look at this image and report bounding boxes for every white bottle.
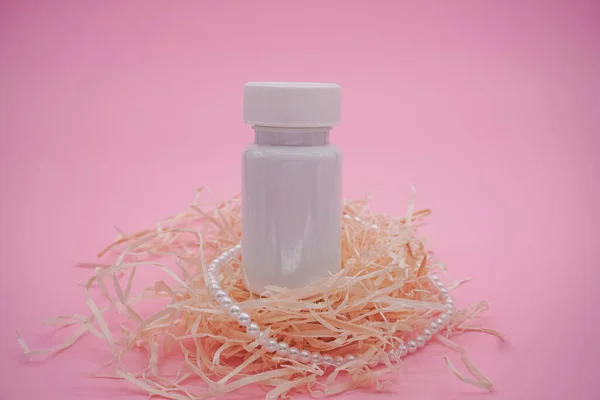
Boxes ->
[242,82,342,293]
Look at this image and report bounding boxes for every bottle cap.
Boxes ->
[243,82,341,128]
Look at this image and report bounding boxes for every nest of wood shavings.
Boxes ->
[19,188,499,399]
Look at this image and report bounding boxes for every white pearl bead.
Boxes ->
[208,283,221,293]
[423,329,433,340]
[445,309,454,317]
[435,280,445,287]
[266,339,278,353]
[206,273,216,282]
[430,275,440,281]
[207,277,218,285]
[345,354,356,363]
[218,296,233,308]
[445,297,454,305]
[323,354,333,364]
[439,287,449,296]
[246,322,260,338]
[399,345,408,357]
[334,356,344,366]
[288,347,299,360]
[388,350,397,362]
[407,341,417,353]
[368,356,379,367]
[214,290,227,300]
[257,331,269,344]
[416,335,426,348]
[277,342,289,356]
[299,350,311,363]
[229,305,241,317]
[354,216,361,222]
[371,224,379,229]
[435,317,444,326]
[343,214,352,220]
[237,312,251,326]
[235,243,241,249]
[311,352,322,364]
[440,312,450,322]
[430,321,440,333]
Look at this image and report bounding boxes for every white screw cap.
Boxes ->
[243,82,341,128]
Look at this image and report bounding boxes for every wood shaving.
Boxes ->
[19,188,500,399]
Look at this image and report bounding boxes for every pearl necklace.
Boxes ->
[205,239,455,367]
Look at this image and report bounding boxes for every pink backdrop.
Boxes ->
[1,1,599,399]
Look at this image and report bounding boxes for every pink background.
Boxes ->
[1,1,599,399]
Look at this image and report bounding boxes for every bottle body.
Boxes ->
[242,127,342,292]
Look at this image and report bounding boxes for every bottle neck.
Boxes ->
[253,126,331,146]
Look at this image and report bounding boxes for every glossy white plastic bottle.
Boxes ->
[242,82,342,293]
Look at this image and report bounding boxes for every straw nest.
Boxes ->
[19,188,499,399]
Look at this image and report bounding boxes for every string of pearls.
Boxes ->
[205,218,455,367]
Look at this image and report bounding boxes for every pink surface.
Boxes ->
[1,1,599,399]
